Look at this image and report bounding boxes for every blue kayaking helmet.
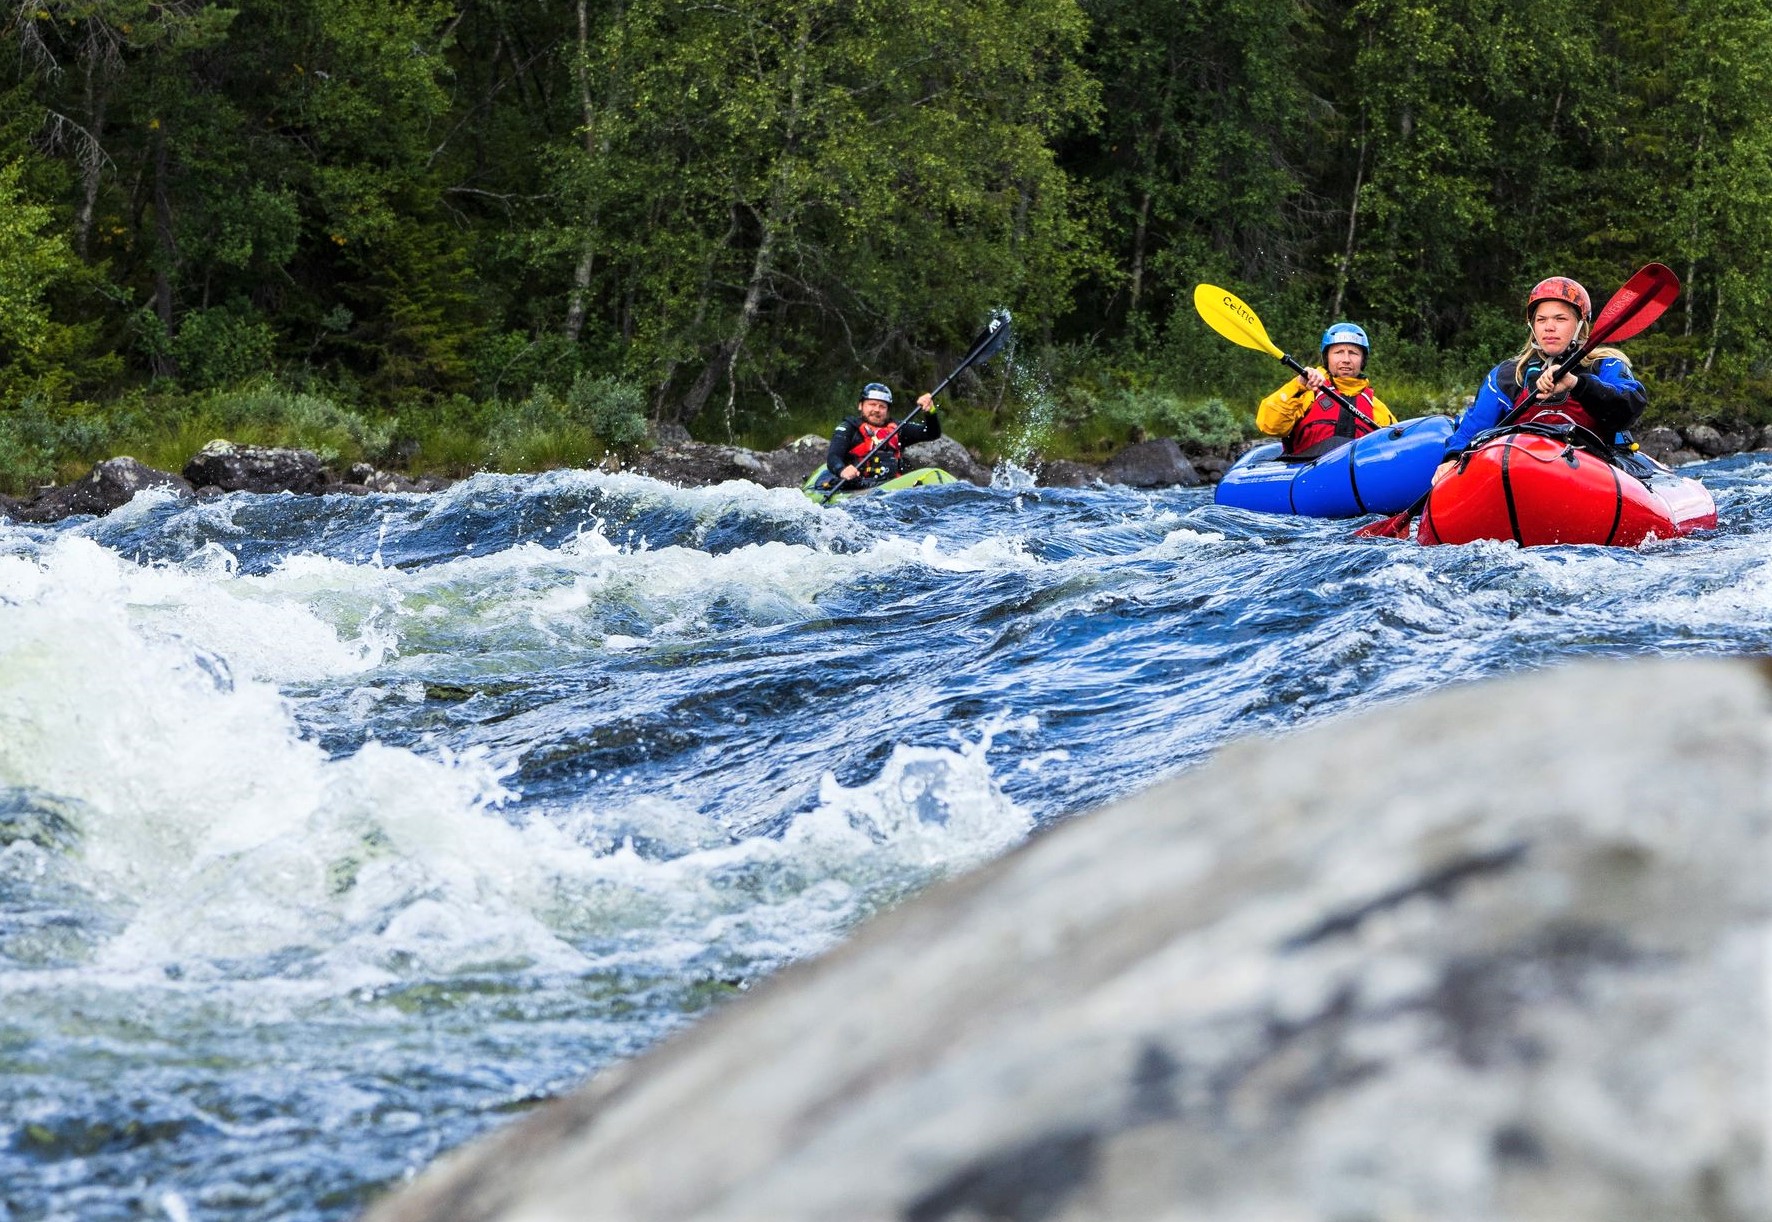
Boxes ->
[1320,322,1370,360]
[859,381,893,405]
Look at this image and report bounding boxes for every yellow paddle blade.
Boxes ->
[1193,283,1284,359]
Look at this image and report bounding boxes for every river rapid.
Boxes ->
[2,452,1768,1219]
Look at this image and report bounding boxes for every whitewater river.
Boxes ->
[2,452,1767,1219]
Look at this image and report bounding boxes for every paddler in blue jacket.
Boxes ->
[824,382,941,487]
[1443,276,1646,458]
[1255,322,1396,458]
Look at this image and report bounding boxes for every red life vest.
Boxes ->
[1285,385,1380,456]
[1501,361,1602,433]
[848,420,904,477]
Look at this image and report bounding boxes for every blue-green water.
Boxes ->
[2,453,1766,1219]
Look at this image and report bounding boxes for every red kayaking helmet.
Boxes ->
[1526,276,1591,322]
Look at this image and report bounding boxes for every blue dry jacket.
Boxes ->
[1445,355,1646,456]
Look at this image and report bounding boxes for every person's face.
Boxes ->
[1531,302,1581,356]
[1323,343,1365,378]
[858,397,891,424]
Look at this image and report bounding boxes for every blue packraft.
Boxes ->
[1215,416,1454,517]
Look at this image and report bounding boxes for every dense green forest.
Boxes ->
[0,0,1767,489]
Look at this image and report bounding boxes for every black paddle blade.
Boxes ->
[930,310,1013,398]
[971,309,1013,364]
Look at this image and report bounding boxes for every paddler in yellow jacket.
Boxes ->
[1255,322,1395,458]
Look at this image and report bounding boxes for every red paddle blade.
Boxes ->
[1589,263,1680,346]
[1354,488,1430,539]
[1353,511,1414,539]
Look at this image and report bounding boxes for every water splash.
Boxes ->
[2,453,1767,1220]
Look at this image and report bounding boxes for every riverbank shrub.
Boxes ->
[0,0,1767,464]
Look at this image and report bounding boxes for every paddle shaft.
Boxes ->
[1280,354,1379,431]
[1493,341,1605,431]
[1498,263,1679,431]
[823,403,932,502]
[835,348,969,486]
[1354,346,1597,540]
[1193,284,1377,429]
[1356,268,1678,540]
[820,311,1011,504]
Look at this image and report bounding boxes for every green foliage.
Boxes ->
[566,374,649,450]
[476,374,649,467]
[995,339,1253,463]
[1073,0,1316,328]
[0,160,78,359]
[0,158,96,412]
[555,0,1099,428]
[482,389,602,471]
[184,381,393,457]
[373,373,652,477]
[472,332,585,401]
[0,378,397,493]
[0,403,124,494]
[171,306,277,389]
[1093,390,1248,453]
[92,381,393,476]
[1,0,1771,479]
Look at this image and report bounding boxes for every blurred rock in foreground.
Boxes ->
[364,657,1770,1222]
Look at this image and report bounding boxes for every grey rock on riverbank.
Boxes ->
[907,435,995,485]
[1102,437,1203,488]
[6,418,1764,526]
[2,442,453,523]
[1637,421,1772,467]
[8,456,192,523]
[184,439,330,495]
[362,656,1770,1222]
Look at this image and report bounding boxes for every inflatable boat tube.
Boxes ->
[1215,415,1454,517]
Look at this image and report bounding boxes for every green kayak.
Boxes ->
[801,466,961,505]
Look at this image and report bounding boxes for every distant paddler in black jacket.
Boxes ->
[822,382,941,489]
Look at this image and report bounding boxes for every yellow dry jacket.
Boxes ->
[1256,374,1395,441]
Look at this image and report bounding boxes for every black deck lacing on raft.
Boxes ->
[1279,437,1344,463]
[1604,460,1624,545]
[1463,420,1620,465]
[1499,441,1524,545]
[1461,422,1661,484]
[1346,441,1369,514]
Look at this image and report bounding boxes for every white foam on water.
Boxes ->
[1156,526,1229,552]
[1422,530,1772,644]
[788,714,1036,865]
[1628,533,1772,632]
[991,460,1039,491]
[18,481,1061,685]
[234,515,1053,663]
[0,531,1038,995]
[0,470,1389,1002]
[533,716,1036,967]
[0,538,588,982]
[1,535,387,684]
